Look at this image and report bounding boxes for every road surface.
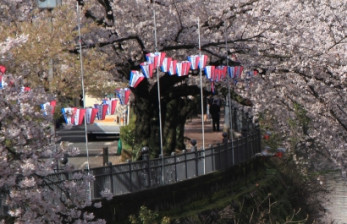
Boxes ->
[55,127,122,169]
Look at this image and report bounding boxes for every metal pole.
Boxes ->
[153,3,165,184]
[224,21,234,165]
[198,18,206,174]
[77,2,91,200]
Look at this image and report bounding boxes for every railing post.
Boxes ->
[128,160,132,192]
[108,162,114,194]
[195,149,199,177]
[223,132,229,167]
[103,147,109,166]
[218,143,222,170]
[209,144,214,171]
[183,150,188,180]
[141,146,150,188]
[172,152,177,183]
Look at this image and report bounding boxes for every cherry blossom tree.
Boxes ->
[79,0,346,168]
[0,37,104,224]
[2,0,346,170]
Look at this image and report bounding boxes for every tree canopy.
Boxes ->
[1,0,346,185]
[1,0,346,222]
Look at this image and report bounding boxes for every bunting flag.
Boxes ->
[146,52,166,68]
[176,61,191,77]
[161,57,172,73]
[124,88,130,105]
[86,107,98,124]
[199,55,208,69]
[129,70,145,88]
[101,104,108,120]
[41,102,51,116]
[111,99,117,115]
[95,104,108,120]
[140,62,154,78]
[61,107,77,125]
[227,66,235,79]
[214,66,227,82]
[168,60,177,75]
[0,75,4,89]
[73,108,86,125]
[0,65,6,74]
[187,55,200,70]
[50,100,56,114]
[116,88,131,105]
[41,100,56,115]
[211,81,215,93]
[245,69,258,89]
[102,99,112,115]
[204,65,215,80]
[234,66,244,78]
[21,86,31,92]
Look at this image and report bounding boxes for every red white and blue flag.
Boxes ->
[0,65,6,74]
[111,98,117,115]
[187,55,200,70]
[140,62,154,78]
[86,107,98,124]
[214,66,227,82]
[74,108,86,125]
[211,81,215,93]
[62,107,77,125]
[21,86,31,92]
[146,52,166,68]
[227,66,235,78]
[116,88,131,105]
[234,66,244,78]
[204,65,215,80]
[102,99,112,115]
[41,100,56,116]
[129,70,145,88]
[168,60,177,75]
[176,61,191,77]
[95,104,108,120]
[199,55,208,69]
[160,57,172,73]
[0,75,4,89]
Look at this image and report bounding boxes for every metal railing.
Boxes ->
[0,129,260,216]
[89,129,261,199]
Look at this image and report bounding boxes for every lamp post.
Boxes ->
[76,0,91,200]
[37,0,62,171]
[37,0,62,91]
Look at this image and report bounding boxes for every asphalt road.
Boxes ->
[55,127,122,169]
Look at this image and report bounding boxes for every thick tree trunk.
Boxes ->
[131,75,252,158]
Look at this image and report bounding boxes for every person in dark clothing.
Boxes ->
[209,101,220,131]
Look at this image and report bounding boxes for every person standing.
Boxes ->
[209,99,221,131]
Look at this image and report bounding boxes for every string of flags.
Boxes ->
[61,88,130,126]
[44,89,130,126]
[128,52,258,91]
[1,66,130,126]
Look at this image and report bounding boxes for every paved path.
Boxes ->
[184,111,226,149]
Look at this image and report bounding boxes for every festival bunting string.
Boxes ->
[1,51,259,125]
[0,65,129,126]
[128,52,257,90]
